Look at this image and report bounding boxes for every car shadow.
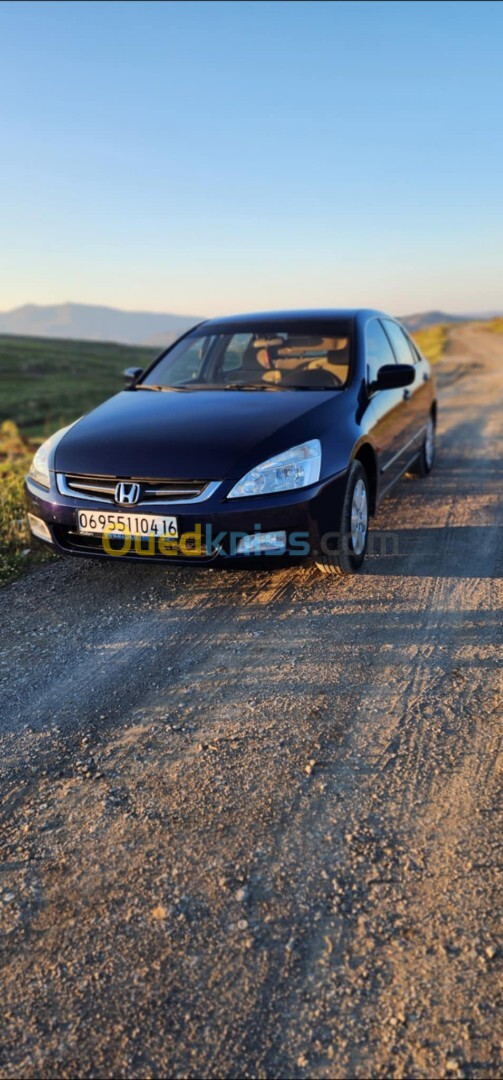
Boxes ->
[362,524,502,578]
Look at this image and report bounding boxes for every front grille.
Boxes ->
[58,474,210,504]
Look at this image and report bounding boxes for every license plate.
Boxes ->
[77,510,178,539]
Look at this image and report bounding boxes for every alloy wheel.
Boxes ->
[351,478,368,555]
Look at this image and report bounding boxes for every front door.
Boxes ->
[381,319,430,472]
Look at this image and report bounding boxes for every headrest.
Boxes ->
[252,337,284,348]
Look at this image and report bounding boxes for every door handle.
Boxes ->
[403,388,411,401]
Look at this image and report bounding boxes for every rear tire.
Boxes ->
[315,460,369,576]
[412,414,435,477]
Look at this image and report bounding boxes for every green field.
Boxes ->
[0,333,158,436]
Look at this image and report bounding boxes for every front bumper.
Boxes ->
[25,469,348,568]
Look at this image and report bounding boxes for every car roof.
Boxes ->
[200,308,389,329]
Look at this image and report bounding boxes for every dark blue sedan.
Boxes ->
[26,309,436,574]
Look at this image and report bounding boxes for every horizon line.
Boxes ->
[1,300,500,319]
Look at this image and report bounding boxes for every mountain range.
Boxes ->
[0,302,500,345]
[399,310,469,332]
[0,303,202,347]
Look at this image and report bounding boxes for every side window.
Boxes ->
[408,337,422,363]
[365,319,396,384]
[382,320,416,365]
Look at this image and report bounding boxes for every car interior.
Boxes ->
[224,334,350,388]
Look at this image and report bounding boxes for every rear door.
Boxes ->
[381,320,430,472]
[365,317,411,492]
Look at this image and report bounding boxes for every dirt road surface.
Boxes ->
[1,324,502,1079]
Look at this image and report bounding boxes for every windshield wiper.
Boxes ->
[222,382,285,391]
[135,381,337,393]
[134,384,178,392]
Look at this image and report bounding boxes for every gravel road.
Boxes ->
[0,324,502,1079]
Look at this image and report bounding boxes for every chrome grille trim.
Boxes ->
[66,480,118,495]
[150,487,204,497]
[56,474,221,505]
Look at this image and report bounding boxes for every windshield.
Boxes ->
[139,320,352,391]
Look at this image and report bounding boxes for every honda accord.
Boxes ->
[26,309,436,574]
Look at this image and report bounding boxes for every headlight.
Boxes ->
[228,439,322,498]
[28,425,73,490]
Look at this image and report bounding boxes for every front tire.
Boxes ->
[315,460,369,576]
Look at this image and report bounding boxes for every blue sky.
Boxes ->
[0,0,502,316]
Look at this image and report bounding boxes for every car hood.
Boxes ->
[54,388,337,480]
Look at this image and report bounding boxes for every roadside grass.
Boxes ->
[411,324,448,364]
[0,334,158,585]
[0,420,53,585]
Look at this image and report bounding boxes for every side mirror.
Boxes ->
[372,363,415,392]
[123,366,143,385]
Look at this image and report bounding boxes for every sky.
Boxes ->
[0,0,502,317]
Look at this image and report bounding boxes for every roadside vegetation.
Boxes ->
[0,420,47,585]
[411,324,448,364]
[0,334,157,585]
[481,317,503,333]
